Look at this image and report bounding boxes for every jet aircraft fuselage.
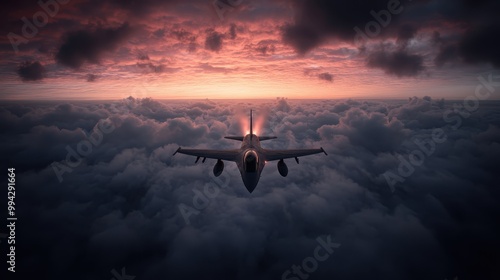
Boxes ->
[174,110,327,192]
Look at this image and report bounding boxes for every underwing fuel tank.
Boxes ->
[277,159,288,177]
[213,159,224,177]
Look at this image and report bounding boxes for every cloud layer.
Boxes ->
[1,97,499,279]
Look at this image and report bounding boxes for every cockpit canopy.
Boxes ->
[244,150,259,172]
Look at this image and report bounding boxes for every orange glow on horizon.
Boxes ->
[0,64,479,101]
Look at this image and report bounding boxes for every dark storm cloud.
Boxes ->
[17,60,45,81]
[282,24,323,55]
[137,53,150,61]
[282,0,500,70]
[367,50,425,77]
[318,72,333,82]
[303,67,334,82]
[229,23,237,40]
[55,23,132,69]
[459,24,500,68]
[280,0,430,77]
[432,31,458,68]
[110,0,179,16]
[1,97,500,280]
[86,73,99,82]
[434,23,500,68]
[281,0,406,54]
[396,24,417,47]
[434,44,458,68]
[153,28,166,38]
[170,29,197,52]
[204,29,224,52]
[256,42,275,55]
[171,29,196,42]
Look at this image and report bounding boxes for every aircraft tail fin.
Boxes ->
[250,109,253,139]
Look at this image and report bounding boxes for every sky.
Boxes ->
[1,0,500,99]
[1,97,499,279]
[1,1,500,280]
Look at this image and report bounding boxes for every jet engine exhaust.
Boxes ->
[213,159,224,177]
[277,159,288,177]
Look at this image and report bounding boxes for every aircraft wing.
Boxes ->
[262,148,327,161]
[173,147,240,162]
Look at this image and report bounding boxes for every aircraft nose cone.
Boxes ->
[245,183,257,193]
[243,175,259,193]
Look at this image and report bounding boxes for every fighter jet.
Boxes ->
[173,110,327,193]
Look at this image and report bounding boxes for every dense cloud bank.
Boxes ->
[1,97,499,279]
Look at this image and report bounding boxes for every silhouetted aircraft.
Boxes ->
[173,110,327,192]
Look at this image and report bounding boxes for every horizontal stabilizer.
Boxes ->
[224,136,244,141]
[258,136,277,141]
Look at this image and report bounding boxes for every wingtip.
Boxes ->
[321,147,328,156]
[173,147,181,156]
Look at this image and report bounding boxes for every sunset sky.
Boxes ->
[1,0,499,100]
[3,2,500,279]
